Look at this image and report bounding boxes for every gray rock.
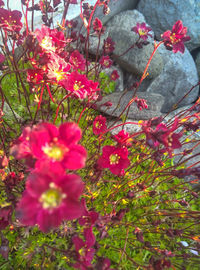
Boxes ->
[91,0,139,26]
[104,10,163,79]
[123,72,153,92]
[145,44,199,113]
[107,119,142,135]
[74,0,139,30]
[195,50,200,79]
[137,0,200,51]
[96,91,164,120]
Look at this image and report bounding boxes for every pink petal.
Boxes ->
[59,122,82,145]
[63,145,87,170]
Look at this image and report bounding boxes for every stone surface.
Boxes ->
[145,44,199,113]
[96,91,164,120]
[195,50,200,79]
[107,119,142,135]
[137,0,200,51]
[74,0,139,35]
[123,72,153,92]
[105,10,163,79]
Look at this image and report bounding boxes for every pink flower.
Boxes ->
[142,118,182,155]
[113,130,132,146]
[79,199,99,227]
[99,56,113,69]
[69,50,86,71]
[16,167,84,232]
[11,122,87,170]
[134,97,148,111]
[61,71,96,99]
[110,70,119,81]
[34,25,66,53]
[0,8,22,32]
[93,17,104,34]
[161,20,191,53]
[131,22,152,41]
[98,145,130,175]
[47,53,71,83]
[27,69,44,84]
[29,122,87,170]
[103,37,115,54]
[73,227,96,269]
[10,127,36,168]
[93,115,107,135]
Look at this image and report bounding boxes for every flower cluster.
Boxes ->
[142,118,182,156]
[161,20,191,53]
[11,122,87,232]
[27,24,100,101]
[1,0,199,267]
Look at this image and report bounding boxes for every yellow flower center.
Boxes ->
[40,183,66,210]
[170,33,180,44]
[95,121,102,128]
[73,81,83,91]
[138,29,147,36]
[40,36,56,52]
[43,143,67,161]
[54,70,65,81]
[109,154,120,165]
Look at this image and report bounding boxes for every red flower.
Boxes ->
[134,97,148,111]
[0,1,4,7]
[69,50,86,71]
[27,69,44,84]
[16,168,84,232]
[99,56,113,69]
[93,115,107,135]
[132,22,152,41]
[98,145,130,175]
[11,122,87,170]
[61,71,96,99]
[29,122,87,170]
[0,8,23,32]
[47,53,71,83]
[93,17,104,34]
[35,25,56,52]
[113,130,132,146]
[161,20,191,53]
[142,118,182,154]
[10,127,35,167]
[155,118,182,151]
[34,25,66,53]
[73,227,96,269]
[110,70,119,81]
[79,199,99,227]
[103,37,115,54]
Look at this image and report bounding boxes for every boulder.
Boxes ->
[195,50,200,79]
[145,44,199,113]
[105,10,163,79]
[96,91,164,120]
[137,0,200,51]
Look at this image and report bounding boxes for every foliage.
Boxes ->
[0,0,200,269]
